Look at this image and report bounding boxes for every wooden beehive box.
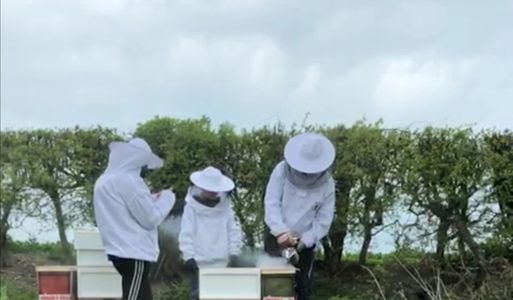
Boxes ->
[36,265,76,300]
[261,267,296,300]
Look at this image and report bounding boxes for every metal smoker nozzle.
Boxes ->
[281,248,299,266]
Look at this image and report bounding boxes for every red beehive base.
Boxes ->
[36,266,76,297]
[38,272,71,294]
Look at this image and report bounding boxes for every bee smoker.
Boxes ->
[280,234,300,266]
[281,247,300,266]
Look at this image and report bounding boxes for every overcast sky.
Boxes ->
[2,0,512,133]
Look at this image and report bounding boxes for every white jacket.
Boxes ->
[93,147,175,262]
[178,189,242,265]
[264,161,335,248]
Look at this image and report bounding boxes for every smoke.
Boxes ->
[159,214,181,240]
[255,253,290,268]
[237,249,290,268]
[157,216,293,270]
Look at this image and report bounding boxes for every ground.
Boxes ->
[1,241,512,300]
[1,254,42,299]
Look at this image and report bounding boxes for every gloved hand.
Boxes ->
[227,255,239,268]
[184,258,198,273]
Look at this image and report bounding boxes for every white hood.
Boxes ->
[105,143,149,174]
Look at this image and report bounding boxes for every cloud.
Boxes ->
[1,0,512,131]
[292,64,321,99]
[167,35,287,91]
[375,57,477,109]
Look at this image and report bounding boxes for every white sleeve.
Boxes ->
[264,162,289,236]
[300,180,336,247]
[228,209,243,256]
[122,176,175,230]
[178,205,196,261]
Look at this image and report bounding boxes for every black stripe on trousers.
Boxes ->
[109,255,152,300]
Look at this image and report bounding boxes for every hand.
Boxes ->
[156,189,175,202]
[277,232,299,248]
[289,234,299,246]
[184,258,198,273]
[227,255,238,268]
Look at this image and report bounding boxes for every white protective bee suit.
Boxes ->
[94,138,175,262]
[178,187,242,266]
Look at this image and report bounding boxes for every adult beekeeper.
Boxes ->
[178,166,242,300]
[94,138,176,300]
[264,132,336,300]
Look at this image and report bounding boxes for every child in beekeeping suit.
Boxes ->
[94,138,176,300]
[264,133,336,300]
[178,166,243,300]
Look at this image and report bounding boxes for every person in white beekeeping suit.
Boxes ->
[178,166,243,300]
[94,138,176,300]
[264,132,336,300]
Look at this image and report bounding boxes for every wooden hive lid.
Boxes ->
[260,267,297,275]
[36,265,77,272]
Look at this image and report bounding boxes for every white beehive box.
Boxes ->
[199,268,261,300]
[74,228,112,267]
[74,228,103,249]
[76,249,112,267]
[77,266,122,299]
[74,228,122,299]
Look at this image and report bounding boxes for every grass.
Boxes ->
[7,239,75,264]
[343,248,425,266]
[0,277,38,300]
[313,274,377,300]
[8,239,62,254]
[153,280,190,300]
